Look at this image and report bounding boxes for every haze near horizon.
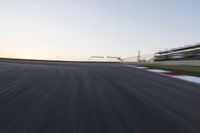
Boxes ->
[0,0,200,60]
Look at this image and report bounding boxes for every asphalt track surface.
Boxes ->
[0,60,200,133]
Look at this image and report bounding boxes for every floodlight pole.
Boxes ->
[137,50,140,62]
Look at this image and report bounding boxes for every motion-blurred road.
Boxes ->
[0,60,200,133]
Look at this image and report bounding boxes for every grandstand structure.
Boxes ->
[154,43,200,61]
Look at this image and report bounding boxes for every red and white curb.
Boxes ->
[126,65,200,84]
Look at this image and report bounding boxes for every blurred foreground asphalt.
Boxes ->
[0,60,200,133]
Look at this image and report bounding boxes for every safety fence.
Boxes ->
[122,54,154,62]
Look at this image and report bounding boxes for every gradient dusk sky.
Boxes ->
[0,0,200,60]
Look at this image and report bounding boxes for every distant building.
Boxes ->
[89,56,121,62]
[154,43,200,61]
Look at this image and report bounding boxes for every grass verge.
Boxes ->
[139,65,200,77]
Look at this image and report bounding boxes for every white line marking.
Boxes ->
[171,75,200,84]
[127,65,200,84]
[135,67,149,69]
[147,69,170,73]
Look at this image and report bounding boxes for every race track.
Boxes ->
[0,60,200,133]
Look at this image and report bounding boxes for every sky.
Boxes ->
[0,0,200,60]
